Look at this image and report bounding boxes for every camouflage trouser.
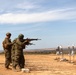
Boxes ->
[11,49,16,69]
[4,49,11,68]
[14,54,25,69]
[11,50,25,69]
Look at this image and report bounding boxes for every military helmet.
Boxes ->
[6,32,11,36]
[18,34,24,39]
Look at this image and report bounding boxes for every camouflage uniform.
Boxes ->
[2,32,12,69]
[12,34,29,71]
[11,38,17,70]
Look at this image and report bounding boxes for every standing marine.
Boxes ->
[2,32,13,69]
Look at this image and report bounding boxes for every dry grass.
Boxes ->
[0,54,76,75]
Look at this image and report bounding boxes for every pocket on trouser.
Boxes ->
[5,51,11,59]
[5,58,11,67]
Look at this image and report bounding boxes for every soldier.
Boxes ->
[11,34,30,72]
[2,32,13,69]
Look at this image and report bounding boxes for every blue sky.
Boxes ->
[0,0,76,50]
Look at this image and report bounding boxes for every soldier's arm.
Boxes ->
[16,39,30,46]
[5,39,13,46]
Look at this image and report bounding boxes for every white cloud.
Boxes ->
[16,1,40,10]
[0,8,76,24]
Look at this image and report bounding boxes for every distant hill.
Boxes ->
[24,47,76,54]
[1,47,76,54]
[24,48,56,54]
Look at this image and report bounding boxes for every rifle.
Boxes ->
[24,38,41,45]
[25,38,41,41]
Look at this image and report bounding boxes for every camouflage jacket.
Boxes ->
[11,38,27,56]
[2,38,12,50]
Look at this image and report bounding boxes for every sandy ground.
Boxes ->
[0,54,76,75]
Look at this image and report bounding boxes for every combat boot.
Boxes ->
[5,66,11,70]
[16,65,21,72]
[12,67,17,72]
